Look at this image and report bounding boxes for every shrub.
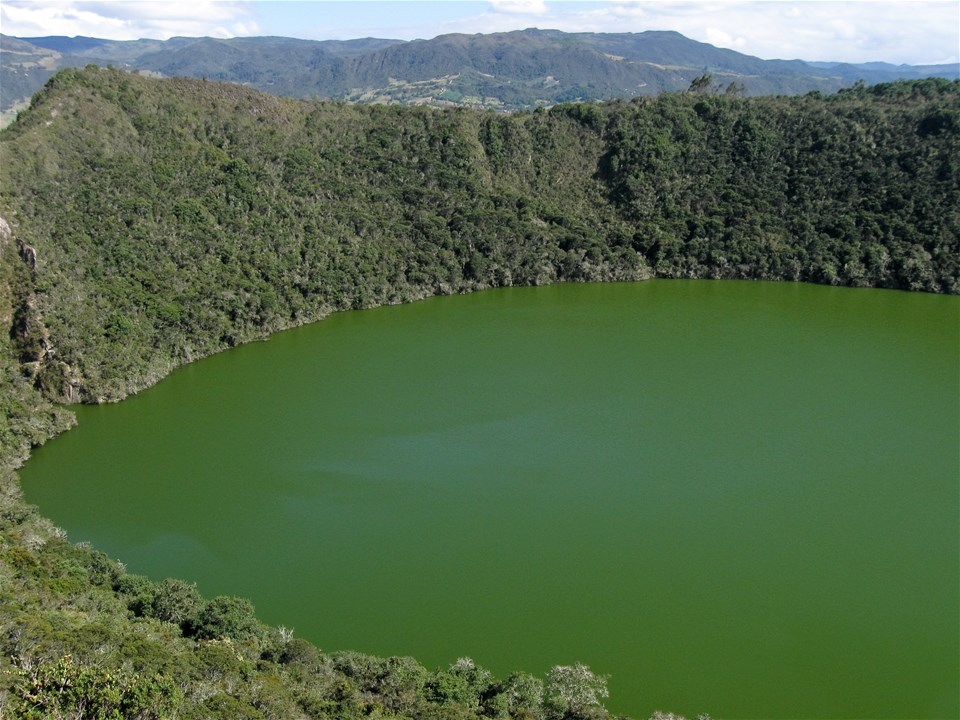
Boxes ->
[193,595,261,642]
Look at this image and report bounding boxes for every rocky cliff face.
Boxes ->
[1,215,80,405]
[0,216,13,331]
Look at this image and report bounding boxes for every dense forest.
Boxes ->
[0,67,957,718]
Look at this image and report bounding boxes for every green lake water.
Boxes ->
[20,280,960,719]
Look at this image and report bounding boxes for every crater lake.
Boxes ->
[21,280,960,719]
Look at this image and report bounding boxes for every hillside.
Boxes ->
[3,29,957,118]
[0,68,957,718]
[3,68,958,401]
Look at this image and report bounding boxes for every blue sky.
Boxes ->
[1,1,958,65]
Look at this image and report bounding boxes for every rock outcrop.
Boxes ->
[0,215,82,404]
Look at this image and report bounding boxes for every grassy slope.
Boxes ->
[0,67,957,719]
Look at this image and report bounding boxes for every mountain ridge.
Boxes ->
[3,28,956,119]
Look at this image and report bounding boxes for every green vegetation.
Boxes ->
[0,67,957,718]
[2,69,956,404]
[0,475,634,719]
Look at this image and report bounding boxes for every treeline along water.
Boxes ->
[2,71,957,406]
[21,281,960,719]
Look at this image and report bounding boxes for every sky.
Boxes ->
[1,1,958,66]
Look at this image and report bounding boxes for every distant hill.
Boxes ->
[0,34,84,123]
[3,29,957,119]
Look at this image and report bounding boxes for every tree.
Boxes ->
[725,81,746,97]
[150,578,202,628]
[688,73,714,95]
[501,671,545,718]
[193,595,260,641]
[11,654,178,720]
[545,664,609,719]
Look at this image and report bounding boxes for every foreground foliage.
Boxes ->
[0,68,957,718]
[1,464,648,719]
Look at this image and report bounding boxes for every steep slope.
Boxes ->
[0,67,644,401]
[1,68,957,405]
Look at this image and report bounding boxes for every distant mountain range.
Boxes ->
[3,28,957,120]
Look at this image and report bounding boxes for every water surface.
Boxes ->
[22,281,960,719]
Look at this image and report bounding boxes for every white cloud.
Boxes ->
[488,0,548,14]
[645,1,957,64]
[534,1,959,65]
[441,1,956,64]
[0,0,259,40]
[705,27,746,50]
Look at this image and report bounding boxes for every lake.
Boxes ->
[20,280,960,719]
